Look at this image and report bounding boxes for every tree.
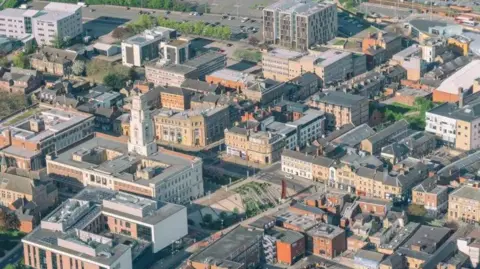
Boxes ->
[103,73,123,89]
[12,52,28,68]
[202,213,212,224]
[407,204,427,217]
[72,61,86,76]
[0,56,9,67]
[248,36,260,46]
[52,35,65,49]
[3,0,19,8]
[112,27,133,39]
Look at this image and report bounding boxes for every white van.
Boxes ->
[77,2,88,7]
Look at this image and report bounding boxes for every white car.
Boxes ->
[285,174,294,179]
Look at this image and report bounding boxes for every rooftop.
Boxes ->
[436,60,480,94]
[49,136,200,187]
[333,123,376,147]
[286,109,324,127]
[264,0,335,16]
[403,225,451,254]
[450,185,480,202]
[306,223,344,239]
[314,91,367,107]
[366,119,409,145]
[207,68,255,84]
[189,225,263,266]
[44,2,81,12]
[23,187,184,266]
[1,106,92,143]
[124,27,174,45]
[148,51,225,74]
[154,105,228,120]
[265,48,305,60]
[355,250,385,263]
[275,211,318,231]
[282,149,335,167]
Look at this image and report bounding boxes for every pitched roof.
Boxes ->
[282,149,335,167]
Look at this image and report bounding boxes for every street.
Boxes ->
[0,244,23,269]
[29,2,263,36]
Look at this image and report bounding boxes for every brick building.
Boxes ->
[412,177,448,217]
[158,86,191,110]
[0,105,94,170]
[30,47,82,76]
[22,187,187,269]
[0,67,43,95]
[308,91,369,130]
[306,224,346,258]
[448,185,480,223]
[153,105,231,148]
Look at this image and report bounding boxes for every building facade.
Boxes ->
[448,186,480,223]
[263,0,337,51]
[122,27,175,67]
[22,187,188,269]
[309,91,369,130]
[154,105,231,148]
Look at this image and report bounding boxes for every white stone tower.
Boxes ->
[128,93,157,156]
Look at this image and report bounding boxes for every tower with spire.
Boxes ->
[127,93,157,156]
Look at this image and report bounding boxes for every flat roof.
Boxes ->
[3,107,93,143]
[44,2,81,12]
[207,68,255,83]
[189,225,263,265]
[264,0,335,16]
[49,136,200,187]
[22,187,183,266]
[437,60,480,94]
[286,109,324,127]
[315,91,367,107]
[266,48,305,59]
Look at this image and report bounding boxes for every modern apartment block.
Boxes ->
[0,3,82,46]
[0,105,95,170]
[122,27,176,67]
[153,105,231,148]
[22,187,188,269]
[426,101,480,150]
[263,0,337,51]
[263,48,365,85]
[448,185,480,223]
[145,51,226,87]
[308,91,369,130]
[46,93,203,203]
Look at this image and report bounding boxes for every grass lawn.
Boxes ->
[5,107,44,126]
[333,39,346,46]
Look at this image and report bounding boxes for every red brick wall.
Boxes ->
[433,89,459,103]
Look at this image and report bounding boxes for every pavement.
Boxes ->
[29,2,263,36]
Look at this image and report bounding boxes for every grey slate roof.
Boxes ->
[315,91,367,107]
[282,149,335,167]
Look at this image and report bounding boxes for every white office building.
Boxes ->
[0,3,82,46]
[122,26,175,67]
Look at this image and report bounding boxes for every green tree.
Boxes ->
[72,61,86,76]
[203,213,212,224]
[52,35,65,49]
[407,204,427,217]
[12,52,28,68]
[103,73,123,89]
[0,56,9,67]
[193,22,205,35]
[4,264,16,269]
[3,0,19,8]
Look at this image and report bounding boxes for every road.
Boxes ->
[258,162,314,193]
[0,243,23,269]
[30,2,263,34]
